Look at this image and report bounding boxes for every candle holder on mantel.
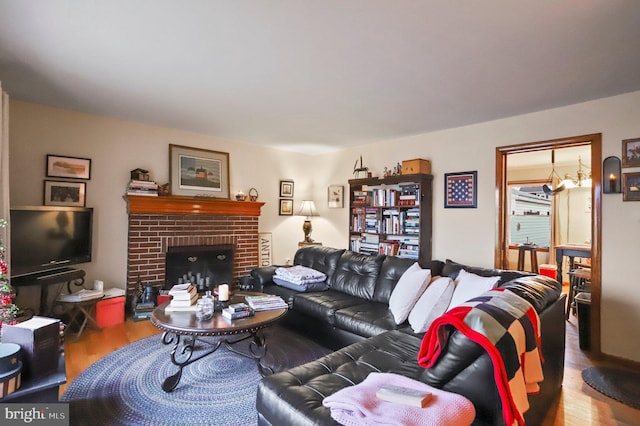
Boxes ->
[603,156,621,194]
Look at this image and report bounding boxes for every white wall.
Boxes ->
[8,101,311,289]
[312,90,640,363]
[9,90,640,362]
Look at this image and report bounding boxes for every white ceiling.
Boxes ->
[1,1,640,154]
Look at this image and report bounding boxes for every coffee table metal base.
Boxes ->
[160,330,272,392]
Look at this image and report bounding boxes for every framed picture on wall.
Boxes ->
[44,180,86,207]
[328,185,344,208]
[279,199,293,215]
[622,171,640,201]
[46,154,91,180]
[169,144,230,198]
[622,137,640,168]
[279,180,294,198]
[444,171,477,208]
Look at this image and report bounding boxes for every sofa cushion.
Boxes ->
[388,263,431,324]
[333,302,399,337]
[408,276,455,333]
[372,256,416,304]
[442,259,531,286]
[329,251,385,301]
[256,330,424,426]
[294,246,345,281]
[446,269,500,311]
[293,290,364,325]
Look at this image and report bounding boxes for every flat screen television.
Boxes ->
[9,206,93,278]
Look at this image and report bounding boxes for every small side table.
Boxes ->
[58,298,103,341]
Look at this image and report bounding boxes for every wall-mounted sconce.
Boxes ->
[603,156,621,193]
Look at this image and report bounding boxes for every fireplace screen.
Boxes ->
[165,244,234,291]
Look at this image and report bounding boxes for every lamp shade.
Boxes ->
[296,200,319,217]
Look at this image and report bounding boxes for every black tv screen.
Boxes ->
[9,206,93,277]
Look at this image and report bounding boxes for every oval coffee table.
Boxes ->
[151,291,287,392]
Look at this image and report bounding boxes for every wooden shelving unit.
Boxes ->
[348,173,433,265]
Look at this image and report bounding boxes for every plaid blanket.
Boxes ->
[417,288,543,426]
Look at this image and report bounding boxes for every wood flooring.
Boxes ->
[61,315,640,425]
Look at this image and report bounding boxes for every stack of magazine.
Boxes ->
[245,295,288,311]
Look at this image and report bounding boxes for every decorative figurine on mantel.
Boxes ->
[353,155,369,179]
[130,168,150,181]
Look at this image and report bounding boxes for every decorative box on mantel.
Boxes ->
[124,195,265,302]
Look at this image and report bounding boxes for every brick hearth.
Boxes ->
[125,195,265,295]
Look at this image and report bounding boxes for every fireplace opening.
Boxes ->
[165,244,234,292]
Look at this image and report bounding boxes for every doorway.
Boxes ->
[495,134,602,355]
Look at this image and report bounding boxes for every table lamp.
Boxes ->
[296,200,319,243]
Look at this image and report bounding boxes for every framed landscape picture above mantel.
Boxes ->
[169,144,230,198]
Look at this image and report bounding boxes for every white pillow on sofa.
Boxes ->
[446,268,500,311]
[388,263,432,324]
[408,276,455,333]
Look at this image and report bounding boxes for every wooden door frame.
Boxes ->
[495,134,602,355]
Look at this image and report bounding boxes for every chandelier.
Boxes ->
[561,156,592,188]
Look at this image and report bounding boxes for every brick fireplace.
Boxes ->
[125,195,265,296]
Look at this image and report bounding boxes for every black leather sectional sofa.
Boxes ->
[251,246,565,426]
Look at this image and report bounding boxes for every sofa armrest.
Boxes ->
[251,266,279,291]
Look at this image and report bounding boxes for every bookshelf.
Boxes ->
[348,173,433,265]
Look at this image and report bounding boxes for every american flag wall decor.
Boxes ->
[444,171,477,208]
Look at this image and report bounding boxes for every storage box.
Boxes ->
[539,264,557,279]
[1,316,60,380]
[402,159,431,175]
[96,296,125,328]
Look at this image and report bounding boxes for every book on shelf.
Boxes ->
[244,295,288,311]
[375,385,433,408]
[221,307,255,320]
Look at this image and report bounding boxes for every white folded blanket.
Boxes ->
[322,372,475,426]
[275,265,326,284]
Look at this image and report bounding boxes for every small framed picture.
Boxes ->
[444,171,477,208]
[280,180,294,198]
[328,185,344,208]
[46,154,91,180]
[279,199,293,216]
[622,172,640,201]
[622,138,640,168]
[44,180,86,207]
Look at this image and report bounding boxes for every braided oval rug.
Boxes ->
[61,326,331,426]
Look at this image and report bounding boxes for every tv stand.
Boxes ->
[12,268,86,316]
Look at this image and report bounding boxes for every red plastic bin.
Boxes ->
[96,296,125,328]
[539,264,557,279]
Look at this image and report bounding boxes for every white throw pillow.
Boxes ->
[408,276,455,333]
[388,263,432,324]
[446,269,500,311]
